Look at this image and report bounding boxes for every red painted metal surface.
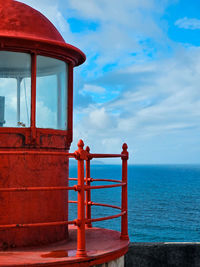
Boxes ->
[0,0,85,154]
[0,1,129,265]
[30,53,37,144]
[68,63,74,144]
[75,140,87,257]
[90,202,121,210]
[0,226,129,267]
[0,0,85,66]
[0,220,76,230]
[0,0,85,248]
[87,212,126,224]
[71,140,129,256]
[0,154,69,247]
[0,139,129,264]
[0,0,64,43]
[85,146,92,228]
[0,186,76,192]
[121,144,129,240]
[85,183,126,190]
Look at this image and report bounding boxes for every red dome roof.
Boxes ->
[0,0,65,43]
[0,0,86,66]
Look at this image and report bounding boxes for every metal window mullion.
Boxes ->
[30,53,37,140]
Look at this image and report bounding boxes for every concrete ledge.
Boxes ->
[125,242,200,267]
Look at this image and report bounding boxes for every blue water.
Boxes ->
[69,164,200,242]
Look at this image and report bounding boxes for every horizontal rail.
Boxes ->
[0,220,76,230]
[0,150,76,157]
[69,200,77,204]
[0,186,75,192]
[92,178,122,183]
[86,211,126,223]
[0,183,125,192]
[69,178,122,183]
[69,201,121,210]
[90,202,121,210]
[89,153,123,159]
[85,183,126,190]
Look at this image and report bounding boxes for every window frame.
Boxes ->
[0,48,73,142]
[35,55,68,131]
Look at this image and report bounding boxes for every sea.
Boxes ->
[69,164,200,242]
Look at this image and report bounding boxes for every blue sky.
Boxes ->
[20,0,200,164]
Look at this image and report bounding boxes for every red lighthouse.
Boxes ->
[0,1,129,266]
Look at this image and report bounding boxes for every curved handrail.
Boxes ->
[0,150,76,157]
[0,186,75,192]
[69,178,122,183]
[68,200,121,210]
[91,178,122,183]
[0,139,129,257]
[85,183,125,190]
[86,211,126,223]
[0,220,76,229]
[90,202,121,210]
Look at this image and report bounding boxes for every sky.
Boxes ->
[19,0,200,164]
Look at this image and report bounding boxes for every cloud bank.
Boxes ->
[18,0,200,164]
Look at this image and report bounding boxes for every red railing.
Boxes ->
[72,140,129,257]
[0,139,129,257]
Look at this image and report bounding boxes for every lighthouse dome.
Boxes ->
[0,0,65,43]
[0,0,85,65]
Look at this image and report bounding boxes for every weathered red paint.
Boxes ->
[0,0,129,265]
[0,0,85,249]
[68,63,74,144]
[121,144,129,240]
[0,140,129,264]
[85,146,92,228]
[75,140,87,257]
[0,0,85,66]
[0,226,129,266]
[30,53,36,143]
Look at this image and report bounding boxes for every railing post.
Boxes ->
[120,143,129,240]
[75,140,87,257]
[85,146,92,228]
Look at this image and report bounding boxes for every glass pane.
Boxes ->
[36,56,68,130]
[0,51,31,127]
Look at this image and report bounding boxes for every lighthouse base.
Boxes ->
[0,226,129,266]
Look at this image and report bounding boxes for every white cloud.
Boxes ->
[66,0,171,69]
[18,0,172,71]
[71,46,200,163]
[175,17,200,30]
[87,107,113,129]
[82,84,106,94]
[36,101,56,129]
[16,0,200,164]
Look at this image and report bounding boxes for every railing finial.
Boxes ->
[122,143,128,152]
[78,139,84,149]
[75,140,88,160]
[122,143,128,160]
[85,146,90,153]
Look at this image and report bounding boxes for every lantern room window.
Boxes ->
[0,52,68,131]
[36,56,68,130]
[0,51,31,127]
